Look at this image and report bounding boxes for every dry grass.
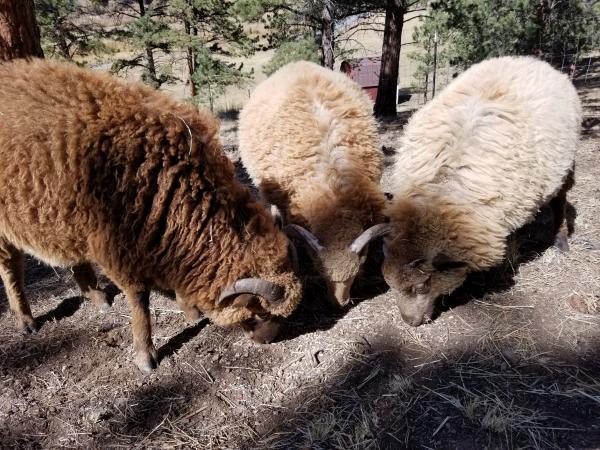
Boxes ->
[0,59,599,450]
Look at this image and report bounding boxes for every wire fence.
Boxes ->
[397,50,599,111]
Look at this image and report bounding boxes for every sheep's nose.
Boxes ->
[400,311,425,327]
[331,281,352,307]
[248,319,282,344]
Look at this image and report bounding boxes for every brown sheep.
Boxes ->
[0,59,302,373]
[239,61,387,307]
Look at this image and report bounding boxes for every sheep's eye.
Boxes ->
[407,277,431,295]
[405,258,426,269]
[414,278,431,295]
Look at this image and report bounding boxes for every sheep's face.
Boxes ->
[210,238,303,344]
[221,294,285,344]
[240,247,303,343]
[311,220,369,308]
[241,312,282,344]
[382,236,470,327]
[320,241,367,307]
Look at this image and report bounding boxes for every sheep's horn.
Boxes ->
[284,224,324,252]
[217,279,285,307]
[288,241,299,273]
[350,224,391,254]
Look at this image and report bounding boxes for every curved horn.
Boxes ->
[283,224,324,252]
[217,279,285,307]
[288,241,300,273]
[350,224,391,254]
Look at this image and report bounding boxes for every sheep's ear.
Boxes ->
[382,240,389,258]
[230,293,256,308]
[432,253,468,271]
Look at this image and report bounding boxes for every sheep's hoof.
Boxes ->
[135,347,158,375]
[19,316,38,335]
[554,233,570,252]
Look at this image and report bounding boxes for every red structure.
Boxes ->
[340,57,381,102]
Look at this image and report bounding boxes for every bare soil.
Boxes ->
[1,66,599,450]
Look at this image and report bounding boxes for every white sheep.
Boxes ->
[380,56,581,326]
[239,61,388,307]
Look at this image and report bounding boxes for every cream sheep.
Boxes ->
[380,56,581,326]
[239,61,387,307]
[0,59,302,373]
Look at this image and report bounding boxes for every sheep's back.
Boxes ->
[0,59,224,269]
[239,61,381,212]
[392,56,580,233]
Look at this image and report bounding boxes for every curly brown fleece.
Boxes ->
[0,59,301,370]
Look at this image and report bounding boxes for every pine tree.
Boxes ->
[262,37,320,75]
[424,0,600,69]
[408,12,449,101]
[109,0,173,88]
[34,0,110,60]
[166,0,256,108]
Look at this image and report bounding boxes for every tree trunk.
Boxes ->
[56,31,71,59]
[184,19,197,97]
[145,47,157,84]
[535,0,551,56]
[0,0,44,62]
[138,0,158,85]
[374,0,404,118]
[320,0,334,69]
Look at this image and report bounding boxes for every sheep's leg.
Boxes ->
[551,196,569,252]
[72,263,110,312]
[0,240,36,333]
[126,289,157,374]
[551,170,574,252]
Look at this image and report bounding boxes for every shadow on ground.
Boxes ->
[157,318,210,363]
[30,331,599,450]
[280,236,389,341]
[439,200,576,318]
[236,337,600,449]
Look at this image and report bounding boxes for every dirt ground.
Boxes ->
[0,65,599,450]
